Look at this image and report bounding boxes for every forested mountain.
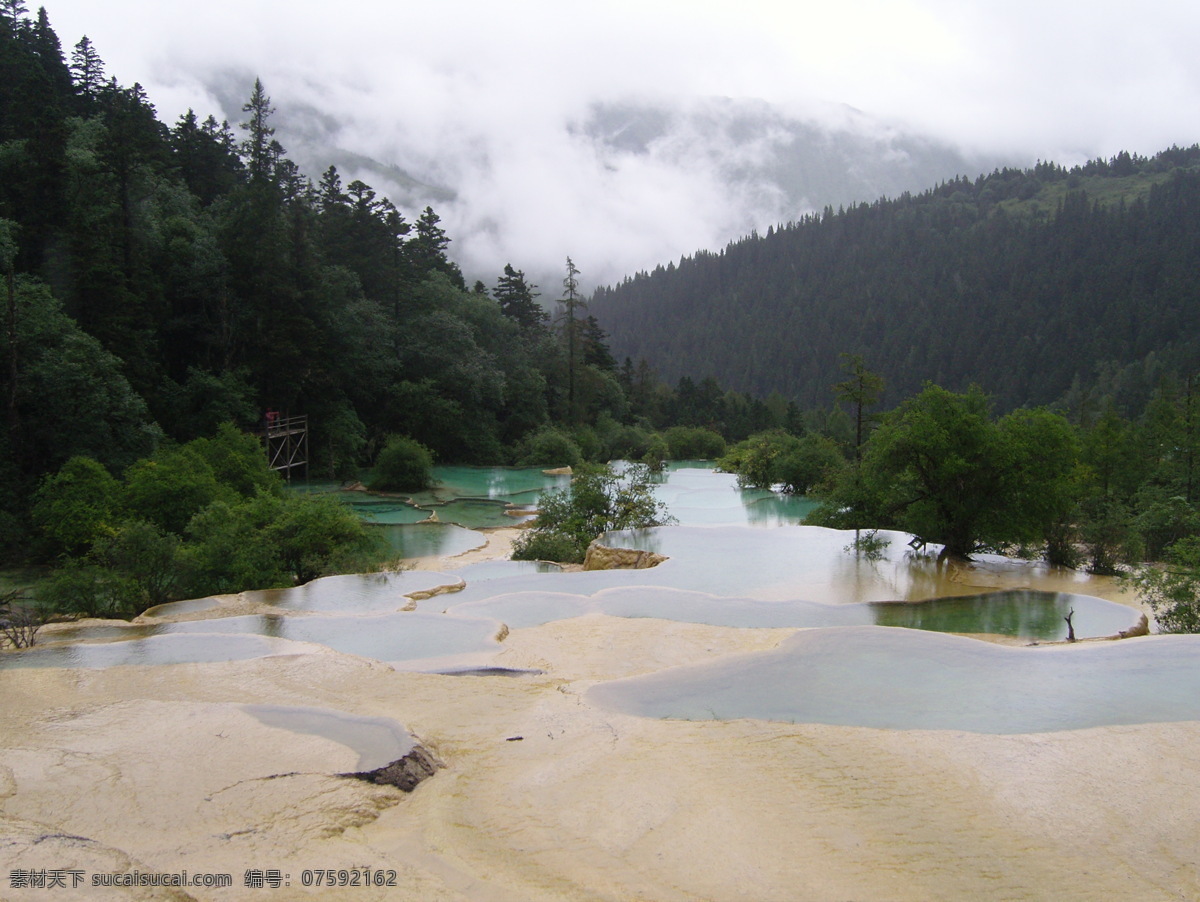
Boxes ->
[2,3,825,564]
[593,150,1200,413]
[182,83,1017,294]
[0,5,631,546]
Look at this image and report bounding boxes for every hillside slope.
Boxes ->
[592,149,1200,412]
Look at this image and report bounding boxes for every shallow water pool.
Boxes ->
[587,627,1200,733]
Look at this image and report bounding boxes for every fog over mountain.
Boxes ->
[40,0,1200,294]
[200,78,1015,292]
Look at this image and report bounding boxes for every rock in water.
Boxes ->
[344,743,442,792]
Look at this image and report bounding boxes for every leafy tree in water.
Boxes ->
[514,425,581,468]
[512,464,673,564]
[1129,537,1200,632]
[810,384,1079,559]
[369,435,433,492]
[721,430,844,494]
[834,353,884,463]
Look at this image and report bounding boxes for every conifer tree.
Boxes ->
[0,0,28,34]
[560,257,585,420]
[834,353,884,463]
[407,206,463,288]
[31,7,71,97]
[69,35,104,103]
[240,78,276,183]
[494,263,545,331]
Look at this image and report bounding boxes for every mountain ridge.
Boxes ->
[591,147,1200,414]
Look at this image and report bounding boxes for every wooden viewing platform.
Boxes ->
[254,414,308,480]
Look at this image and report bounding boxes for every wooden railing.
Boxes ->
[256,414,308,478]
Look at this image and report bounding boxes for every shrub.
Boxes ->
[1079,496,1143,575]
[192,422,282,498]
[185,493,382,597]
[1129,537,1200,633]
[509,529,582,564]
[663,426,726,460]
[642,435,669,471]
[571,425,603,463]
[512,464,673,563]
[123,444,225,534]
[608,424,654,461]
[514,426,582,468]
[40,561,142,618]
[369,436,434,492]
[719,429,843,492]
[775,434,846,494]
[32,456,121,555]
[1133,492,1200,561]
[38,520,186,617]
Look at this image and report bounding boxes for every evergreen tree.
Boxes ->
[31,7,70,98]
[560,256,585,420]
[494,263,545,330]
[407,206,464,288]
[239,77,276,183]
[0,0,28,34]
[68,35,104,105]
[170,110,243,204]
[833,353,885,462]
[581,315,616,371]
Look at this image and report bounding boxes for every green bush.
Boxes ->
[664,426,726,460]
[514,426,582,468]
[642,435,669,471]
[91,520,186,609]
[185,493,382,597]
[32,424,383,617]
[123,444,225,535]
[32,456,121,555]
[509,529,582,564]
[1133,491,1200,561]
[609,424,654,461]
[369,436,434,492]
[272,495,381,584]
[719,432,787,488]
[40,561,142,618]
[1129,536,1200,632]
[571,425,603,463]
[1079,496,1143,575]
[192,422,282,498]
[775,434,846,494]
[512,464,673,563]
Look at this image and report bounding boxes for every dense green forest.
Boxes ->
[593,149,1200,414]
[3,4,1200,631]
[0,4,796,585]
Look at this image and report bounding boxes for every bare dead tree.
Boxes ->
[0,590,41,649]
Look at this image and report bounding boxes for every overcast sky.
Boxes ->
[39,0,1200,290]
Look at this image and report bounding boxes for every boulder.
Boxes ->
[583,542,668,571]
[344,743,442,792]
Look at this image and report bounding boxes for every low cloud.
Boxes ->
[41,0,1200,291]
